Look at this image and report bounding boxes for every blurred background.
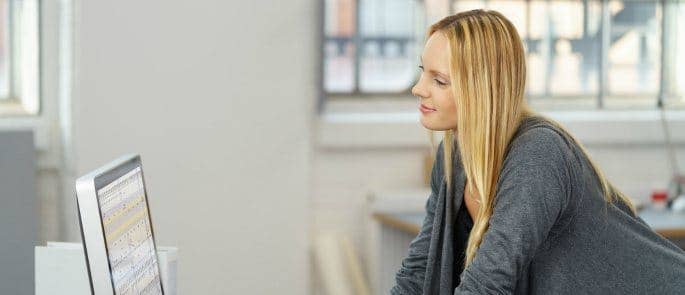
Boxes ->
[0,0,684,294]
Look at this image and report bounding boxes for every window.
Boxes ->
[323,0,425,94]
[321,0,685,110]
[0,0,39,116]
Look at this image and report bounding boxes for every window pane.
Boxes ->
[453,1,528,38]
[324,0,355,92]
[0,0,9,100]
[605,0,661,109]
[528,1,601,103]
[664,0,685,108]
[358,0,422,92]
[0,0,38,114]
[453,1,601,110]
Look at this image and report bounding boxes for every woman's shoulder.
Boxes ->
[500,119,580,191]
[496,123,576,207]
[505,117,576,164]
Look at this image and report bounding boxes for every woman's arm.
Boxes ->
[454,128,572,294]
[390,141,445,295]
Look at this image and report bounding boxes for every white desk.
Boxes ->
[35,242,178,295]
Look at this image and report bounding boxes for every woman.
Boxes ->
[391,9,685,295]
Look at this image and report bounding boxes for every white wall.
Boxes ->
[68,1,317,294]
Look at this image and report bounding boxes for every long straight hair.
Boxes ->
[426,9,638,269]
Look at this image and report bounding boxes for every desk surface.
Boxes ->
[373,208,685,239]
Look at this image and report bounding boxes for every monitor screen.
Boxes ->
[94,162,163,295]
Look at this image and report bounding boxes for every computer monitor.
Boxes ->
[76,154,164,295]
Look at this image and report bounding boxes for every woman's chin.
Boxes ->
[419,119,440,131]
[420,119,453,131]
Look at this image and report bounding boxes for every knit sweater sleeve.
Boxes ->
[390,140,445,295]
[455,127,572,294]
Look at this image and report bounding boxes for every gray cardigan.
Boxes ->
[390,115,685,294]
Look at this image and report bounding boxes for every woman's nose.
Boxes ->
[412,83,428,100]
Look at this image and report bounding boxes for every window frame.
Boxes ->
[318,0,683,113]
[321,0,418,100]
[0,0,40,116]
[0,0,71,173]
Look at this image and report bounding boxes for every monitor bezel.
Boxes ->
[76,154,165,295]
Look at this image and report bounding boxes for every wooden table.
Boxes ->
[373,208,685,239]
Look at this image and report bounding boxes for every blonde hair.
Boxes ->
[425,9,638,269]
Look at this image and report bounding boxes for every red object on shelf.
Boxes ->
[651,190,668,202]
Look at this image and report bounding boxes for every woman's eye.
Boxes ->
[418,65,424,72]
[434,79,447,86]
